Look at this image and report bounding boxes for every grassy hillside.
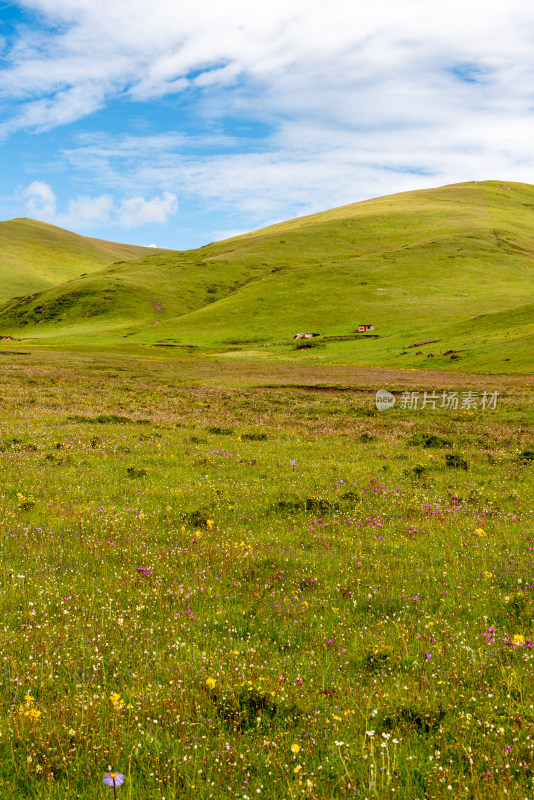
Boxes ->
[0,217,170,304]
[1,181,534,372]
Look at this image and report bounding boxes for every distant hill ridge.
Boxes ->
[0,217,170,304]
[1,181,534,373]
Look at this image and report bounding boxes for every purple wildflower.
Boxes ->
[136,567,152,578]
[103,772,125,788]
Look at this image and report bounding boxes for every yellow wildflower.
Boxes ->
[290,743,300,754]
[206,677,216,690]
[20,694,41,721]
[110,692,125,710]
[512,634,525,647]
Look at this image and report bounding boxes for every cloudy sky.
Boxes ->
[1,0,534,248]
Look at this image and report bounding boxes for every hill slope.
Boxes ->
[0,218,170,304]
[1,181,534,372]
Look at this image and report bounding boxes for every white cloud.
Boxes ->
[0,85,107,140]
[67,194,114,223]
[23,180,57,218]
[21,181,177,230]
[3,0,534,134]
[117,192,178,227]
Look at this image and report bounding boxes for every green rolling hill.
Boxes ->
[0,217,170,304]
[1,181,534,372]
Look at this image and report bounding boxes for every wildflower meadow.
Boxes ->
[0,348,532,799]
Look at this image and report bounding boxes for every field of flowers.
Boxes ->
[0,349,532,799]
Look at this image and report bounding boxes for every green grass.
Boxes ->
[0,349,533,798]
[0,218,171,305]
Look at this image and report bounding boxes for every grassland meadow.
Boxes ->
[0,347,532,799]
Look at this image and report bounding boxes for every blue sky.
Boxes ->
[1,0,534,250]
